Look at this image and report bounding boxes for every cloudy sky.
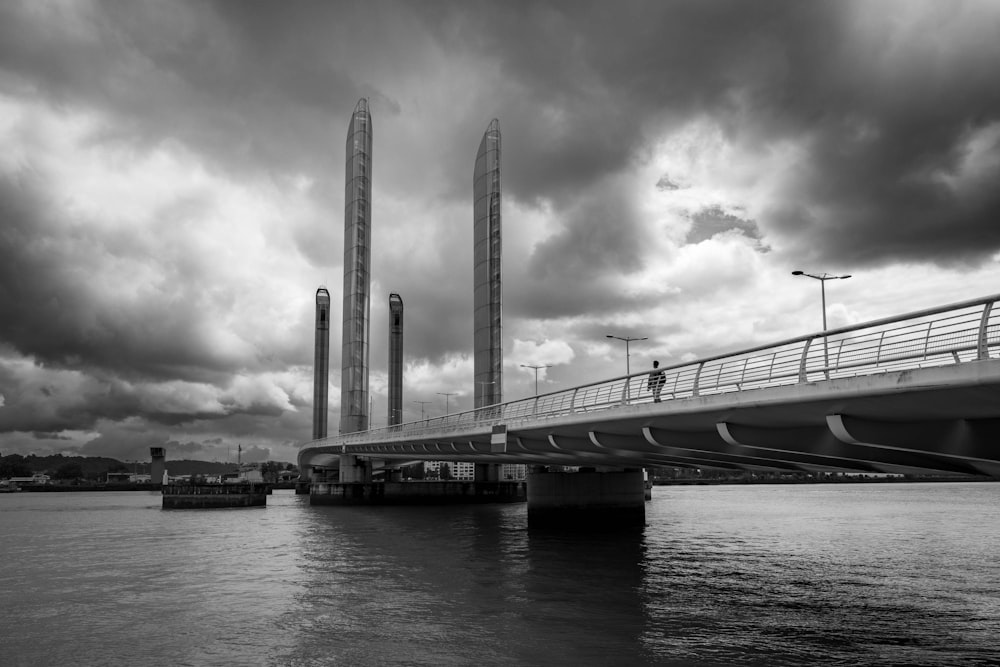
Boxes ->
[2,0,999,465]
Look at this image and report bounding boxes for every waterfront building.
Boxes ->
[340,98,373,434]
[313,287,331,440]
[451,461,475,481]
[388,293,403,426]
[473,119,503,409]
[419,460,475,481]
[501,464,527,481]
[6,474,50,485]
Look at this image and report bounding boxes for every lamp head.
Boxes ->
[791,270,804,276]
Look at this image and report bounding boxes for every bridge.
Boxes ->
[300,294,1000,479]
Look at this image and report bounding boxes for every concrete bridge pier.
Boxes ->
[295,465,313,494]
[338,454,371,483]
[474,462,502,482]
[526,468,646,528]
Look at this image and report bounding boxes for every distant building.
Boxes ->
[224,464,264,484]
[105,472,151,484]
[451,461,475,481]
[6,474,50,485]
[420,461,475,481]
[501,464,526,481]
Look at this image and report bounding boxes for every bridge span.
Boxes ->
[299,294,1000,478]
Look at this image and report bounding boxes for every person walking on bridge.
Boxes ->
[648,360,666,403]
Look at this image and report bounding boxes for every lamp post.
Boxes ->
[792,270,851,377]
[606,334,647,400]
[436,392,456,415]
[413,400,431,421]
[520,364,552,396]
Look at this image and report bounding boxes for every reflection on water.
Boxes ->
[2,484,999,666]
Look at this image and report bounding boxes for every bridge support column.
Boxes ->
[338,454,371,483]
[474,463,501,482]
[295,465,313,494]
[526,469,645,528]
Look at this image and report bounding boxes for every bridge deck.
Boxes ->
[301,295,1000,477]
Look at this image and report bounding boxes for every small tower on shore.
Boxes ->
[150,447,166,487]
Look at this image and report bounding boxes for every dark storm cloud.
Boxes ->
[415,1,827,202]
[418,0,1000,268]
[369,205,474,365]
[687,207,765,247]
[6,0,996,271]
[0,174,245,383]
[0,366,140,434]
[78,426,173,461]
[513,188,656,319]
[0,1,361,177]
[32,431,72,441]
[765,118,1000,268]
[656,176,682,192]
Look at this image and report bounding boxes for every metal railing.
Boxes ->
[306,294,1000,449]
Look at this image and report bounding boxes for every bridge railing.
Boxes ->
[308,294,1000,449]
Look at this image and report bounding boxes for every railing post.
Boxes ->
[834,338,845,370]
[798,338,813,383]
[978,301,994,360]
[693,362,704,397]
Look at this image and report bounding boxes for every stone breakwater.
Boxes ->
[162,484,267,509]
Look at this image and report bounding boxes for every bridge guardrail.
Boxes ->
[306,294,1000,450]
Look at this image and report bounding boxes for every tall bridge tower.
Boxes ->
[473,119,502,409]
[388,293,404,426]
[312,287,330,440]
[340,98,373,435]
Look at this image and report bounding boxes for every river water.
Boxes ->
[1,483,999,666]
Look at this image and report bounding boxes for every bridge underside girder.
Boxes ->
[300,362,1000,477]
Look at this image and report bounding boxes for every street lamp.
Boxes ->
[413,400,431,421]
[436,392,456,415]
[606,334,647,401]
[606,335,647,377]
[792,270,851,377]
[520,364,552,396]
